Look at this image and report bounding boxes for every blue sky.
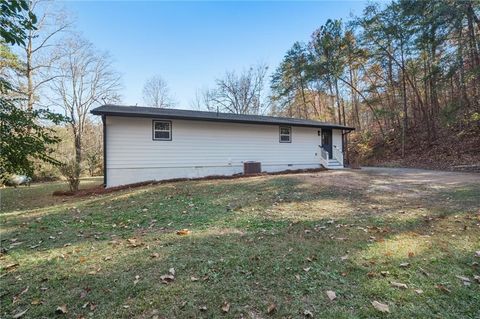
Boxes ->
[63,1,368,108]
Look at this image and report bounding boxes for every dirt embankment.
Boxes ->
[362,124,480,172]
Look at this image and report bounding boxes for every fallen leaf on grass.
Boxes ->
[340,255,348,261]
[169,268,175,276]
[4,263,19,270]
[391,281,408,289]
[127,238,142,247]
[414,289,423,294]
[221,301,230,313]
[134,275,140,285]
[13,309,28,318]
[104,256,112,261]
[31,299,41,305]
[19,286,29,296]
[267,303,276,314]
[82,302,97,311]
[399,262,410,268]
[474,275,480,283]
[88,267,101,275]
[190,276,199,282]
[419,267,430,277]
[303,309,313,317]
[199,305,207,311]
[436,284,451,293]
[160,274,175,284]
[475,251,480,258]
[380,271,390,277]
[176,229,191,235]
[303,267,311,272]
[150,253,159,259]
[455,275,471,282]
[371,301,390,313]
[9,241,24,248]
[326,290,336,301]
[55,304,68,314]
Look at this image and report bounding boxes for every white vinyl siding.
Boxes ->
[105,116,343,187]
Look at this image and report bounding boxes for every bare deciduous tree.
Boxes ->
[20,0,71,110]
[202,63,270,115]
[142,75,175,108]
[49,37,121,190]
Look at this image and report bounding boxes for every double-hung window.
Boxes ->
[152,120,172,141]
[279,126,291,143]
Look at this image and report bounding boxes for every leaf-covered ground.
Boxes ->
[1,168,479,318]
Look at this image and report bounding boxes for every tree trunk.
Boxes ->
[400,39,408,158]
[327,80,336,122]
[466,1,480,107]
[457,21,471,109]
[349,66,361,129]
[334,79,342,125]
[26,31,33,110]
[75,133,82,165]
[466,1,480,69]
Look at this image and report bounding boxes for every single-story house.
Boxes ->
[91,105,355,187]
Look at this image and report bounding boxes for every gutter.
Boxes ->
[91,110,356,131]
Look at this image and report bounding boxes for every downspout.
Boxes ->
[102,115,107,187]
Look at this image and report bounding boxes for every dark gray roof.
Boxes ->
[91,104,355,130]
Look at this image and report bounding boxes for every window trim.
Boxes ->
[279,126,292,143]
[152,120,172,141]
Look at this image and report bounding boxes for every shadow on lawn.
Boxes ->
[1,174,477,258]
[2,213,479,319]
[0,178,289,248]
[1,173,479,318]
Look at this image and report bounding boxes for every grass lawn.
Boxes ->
[1,168,479,318]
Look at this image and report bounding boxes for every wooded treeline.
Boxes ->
[1,0,120,189]
[270,0,479,164]
[2,0,479,189]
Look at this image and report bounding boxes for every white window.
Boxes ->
[279,126,291,143]
[152,120,172,141]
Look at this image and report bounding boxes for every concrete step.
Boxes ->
[327,160,343,169]
[328,161,341,165]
